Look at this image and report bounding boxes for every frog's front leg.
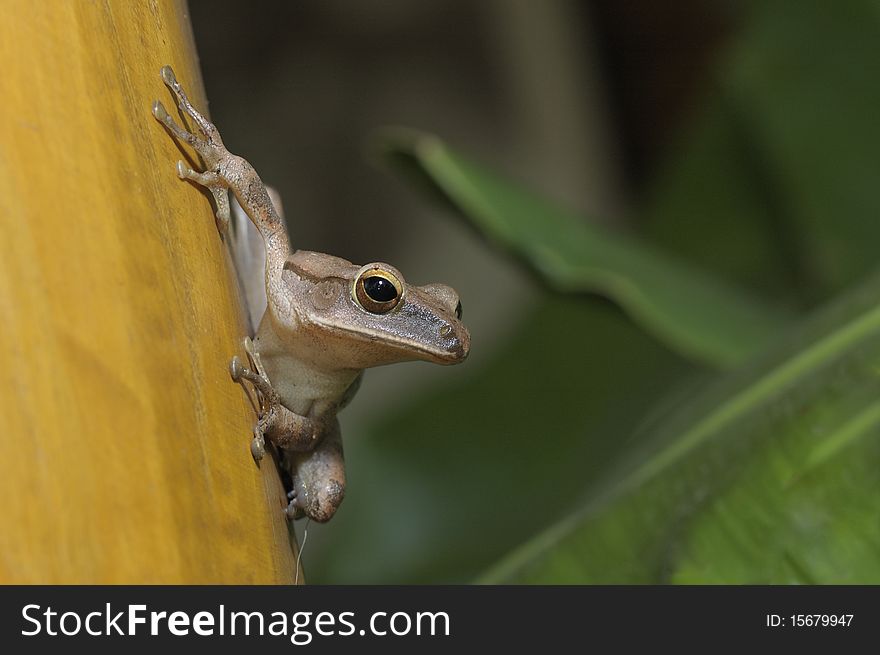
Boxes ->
[284,419,345,523]
[152,65,289,270]
[230,338,320,461]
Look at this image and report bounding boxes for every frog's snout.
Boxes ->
[416,282,470,362]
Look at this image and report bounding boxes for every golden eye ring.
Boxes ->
[353,266,403,314]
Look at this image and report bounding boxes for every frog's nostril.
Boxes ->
[439,324,453,338]
[455,301,462,320]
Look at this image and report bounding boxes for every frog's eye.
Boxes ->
[354,267,403,314]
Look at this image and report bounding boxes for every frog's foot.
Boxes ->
[281,426,345,523]
[152,65,232,233]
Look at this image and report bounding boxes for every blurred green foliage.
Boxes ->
[305,0,880,582]
[485,275,880,582]
[376,128,790,368]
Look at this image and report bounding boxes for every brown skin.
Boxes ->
[153,66,469,522]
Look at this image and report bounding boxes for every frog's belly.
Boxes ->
[258,349,359,418]
[253,312,360,418]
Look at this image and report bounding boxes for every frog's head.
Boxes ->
[282,251,470,369]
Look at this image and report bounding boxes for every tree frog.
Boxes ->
[153,66,469,522]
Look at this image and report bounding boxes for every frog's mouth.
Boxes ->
[312,314,470,365]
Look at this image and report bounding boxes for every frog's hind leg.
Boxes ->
[284,419,346,523]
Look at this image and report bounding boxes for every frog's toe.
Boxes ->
[160,64,178,88]
[284,495,305,521]
[229,356,244,382]
[177,160,222,187]
[151,100,170,122]
[152,100,199,147]
[157,66,222,146]
[250,427,266,462]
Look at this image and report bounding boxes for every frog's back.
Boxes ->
[284,250,359,282]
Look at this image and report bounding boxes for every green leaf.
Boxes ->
[376,129,790,369]
[482,272,880,583]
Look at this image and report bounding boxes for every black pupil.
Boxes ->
[363,276,397,302]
